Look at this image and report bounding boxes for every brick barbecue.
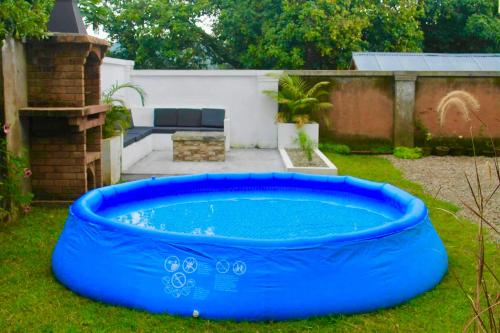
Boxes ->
[20,34,109,200]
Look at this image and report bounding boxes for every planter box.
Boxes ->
[277,122,319,149]
[102,134,123,185]
[279,148,338,175]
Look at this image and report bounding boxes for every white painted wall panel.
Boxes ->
[101,58,281,148]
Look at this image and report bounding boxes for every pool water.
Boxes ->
[98,189,403,240]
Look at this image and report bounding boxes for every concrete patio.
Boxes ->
[122,148,285,180]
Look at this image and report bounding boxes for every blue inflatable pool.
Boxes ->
[52,173,447,321]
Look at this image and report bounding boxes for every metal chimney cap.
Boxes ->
[48,0,87,34]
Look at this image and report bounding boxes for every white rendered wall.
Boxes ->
[101,57,281,148]
[101,57,135,105]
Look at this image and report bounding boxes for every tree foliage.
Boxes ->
[212,0,424,69]
[79,0,499,69]
[0,0,53,42]
[363,0,424,52]
[80,0,226,69]
[421,0,500,53]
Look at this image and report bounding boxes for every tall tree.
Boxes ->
[363,0,424,52]
[212,0,372,69]
[80,0,227,69]
[0,0,53,42]
[210,0,424,69]
[421,0,500,53]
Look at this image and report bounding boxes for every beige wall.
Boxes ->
[415,77,500,139]
[327,76,394,143]
[293,71,499,147]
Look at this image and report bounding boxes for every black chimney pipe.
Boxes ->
[47,0,87,34]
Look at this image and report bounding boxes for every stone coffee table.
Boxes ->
[172,131,226,162]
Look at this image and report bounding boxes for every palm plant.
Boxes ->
[264,73,333,127]
[102,82,146,139]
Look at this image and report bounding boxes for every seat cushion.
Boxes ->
[177,109,202,127]
[153,126,223,134]
[123,133,137,147]
[154,108,178,127]
[201,108,225,128]
[152,127,178,134]
[123,127,153,147]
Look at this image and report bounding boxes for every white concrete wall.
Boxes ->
[101,57,281,148]
[101,57,135,105]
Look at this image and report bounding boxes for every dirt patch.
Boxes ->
[286,149,327,167]
[386,155,499,239]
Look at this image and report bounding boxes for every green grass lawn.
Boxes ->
[0,154,497,332]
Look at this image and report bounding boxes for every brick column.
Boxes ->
[394,74,417,147]
[30,118,87,200]
[86,126,103,187]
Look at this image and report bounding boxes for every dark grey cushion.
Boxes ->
[123,127,153,147]
[154,108,178,127]
[177,109,202,127]
[201,108,225,128]
[151,127,178,134]
[153,127,223,134]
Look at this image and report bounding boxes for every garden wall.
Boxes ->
[101,57,134,104]
[293,70,500,150]
[415,77,500,142]
[101,58,281,148]
[101,58,499,150]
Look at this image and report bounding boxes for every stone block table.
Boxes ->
[172,131,225,162]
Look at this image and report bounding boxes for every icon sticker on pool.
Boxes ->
[183,257,198,273]
[216,260,230,274]
[232,261,246,275]
[164,256,180,272]
[163,255,248,298]
[163,273,196,298]
[162,256,199,298]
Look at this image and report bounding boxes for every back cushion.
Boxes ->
[177,109,202,127]
[201,108,225,128]
[154,108,178,126]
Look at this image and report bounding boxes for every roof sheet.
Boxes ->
[351,52,500,71]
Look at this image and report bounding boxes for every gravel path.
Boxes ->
[386,156,499,237]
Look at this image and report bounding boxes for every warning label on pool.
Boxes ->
[162,256,247,298]
[213,259,247,292]
[162,256,200,298]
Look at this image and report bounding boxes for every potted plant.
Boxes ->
[264,73,333,149]
[101,82,146,185]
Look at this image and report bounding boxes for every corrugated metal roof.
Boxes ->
[351,52,500,71]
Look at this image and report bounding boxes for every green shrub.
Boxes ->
[102,105,132,139]
[319,143,351,155]
[296,130,315,161]
[393,146,423,159]
[0,123,33,222]
[101,82,146,139]
[370,145,393,154]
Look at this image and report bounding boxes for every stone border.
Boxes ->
[279,148,338,175]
